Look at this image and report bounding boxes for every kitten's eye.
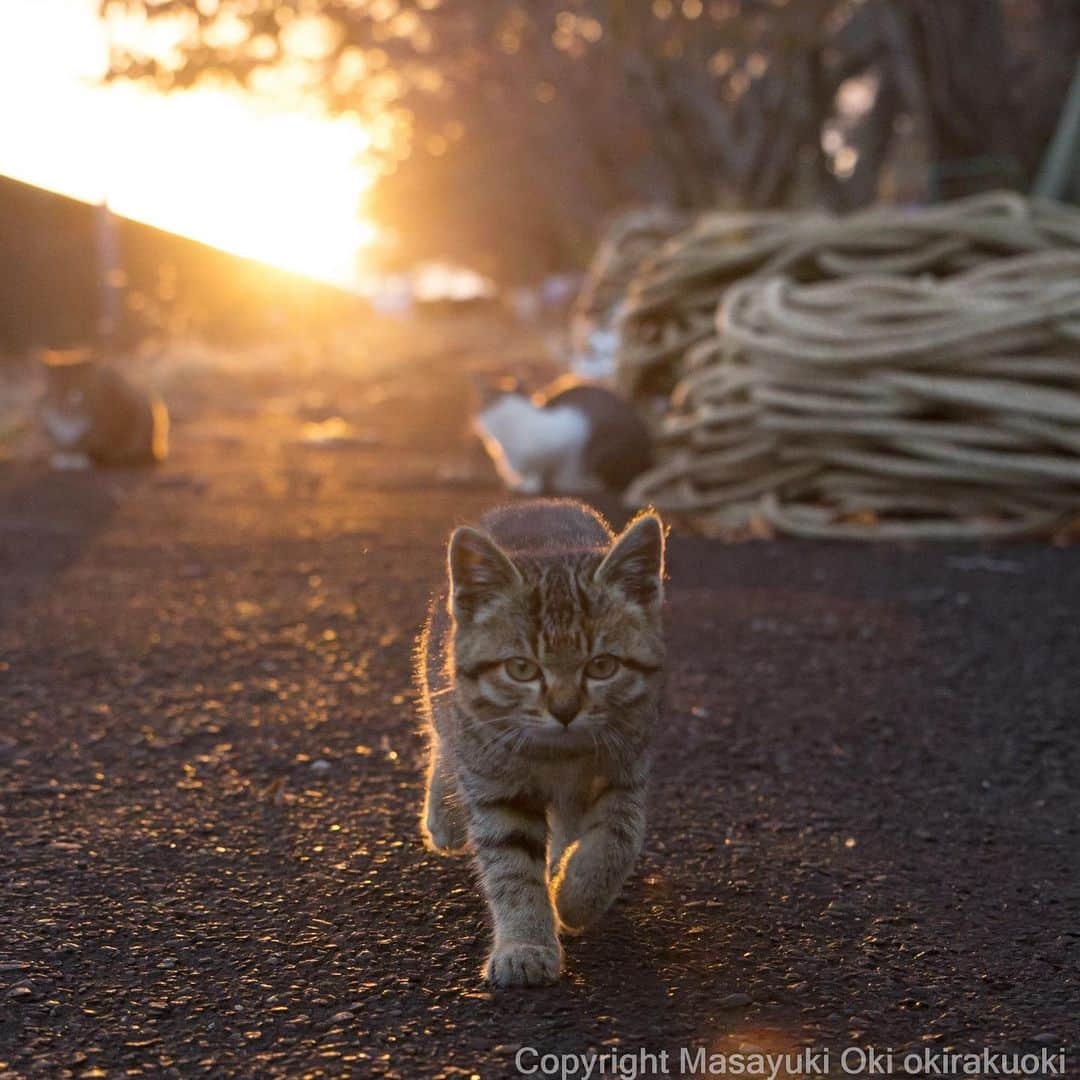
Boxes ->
[585,654,620,680]
[504,657,541,682]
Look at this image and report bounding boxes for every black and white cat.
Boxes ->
[39,350,169,467]
[473,376,652,495]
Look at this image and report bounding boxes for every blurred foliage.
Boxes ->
[101,0,1079,281]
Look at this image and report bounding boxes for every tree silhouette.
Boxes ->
[101,0,1079,280]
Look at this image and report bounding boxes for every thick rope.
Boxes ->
[596,192,1080,539]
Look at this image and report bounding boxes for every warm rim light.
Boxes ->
[0,0,380,290]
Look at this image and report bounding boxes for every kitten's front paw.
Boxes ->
[485,942,561,988]
[553,873,611,934]
[553,846,621,934]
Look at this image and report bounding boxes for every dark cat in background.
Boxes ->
[39,351,169,467]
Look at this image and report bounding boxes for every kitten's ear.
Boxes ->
[448,526,520,621]
[595,513,665,610]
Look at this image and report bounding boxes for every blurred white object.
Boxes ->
[412,261,496,302]
[569,300,626,383]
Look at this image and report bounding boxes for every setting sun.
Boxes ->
[0,0,379,290]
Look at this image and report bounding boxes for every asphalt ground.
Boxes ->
[1,323,1077,1078]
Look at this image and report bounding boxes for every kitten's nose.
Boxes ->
[548,690,582,727]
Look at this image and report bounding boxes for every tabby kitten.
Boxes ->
[417,500,665,987]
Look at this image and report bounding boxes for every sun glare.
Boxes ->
[102,87,380,287]
[0,0,380,290]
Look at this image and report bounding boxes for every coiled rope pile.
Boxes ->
[605,192,1080,539]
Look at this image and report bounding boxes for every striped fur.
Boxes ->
[416,500,665,987]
